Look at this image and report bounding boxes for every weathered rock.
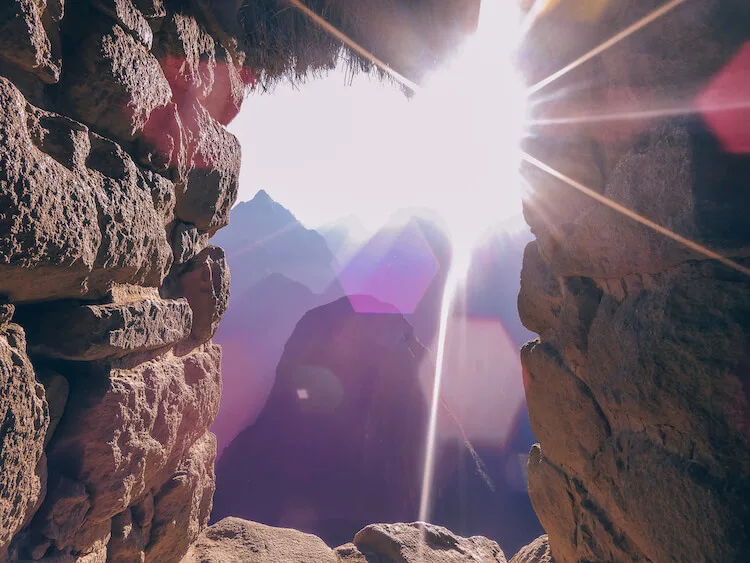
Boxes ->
[61,23,172,143]
[0,324,48,559]
[352,522,508,563]
[176,100,241,233]
[202,43,246,125]
[92,0,153,48]
[20,297,192,361]
[163,246,229,347]
[0,0,60,83]
[138,100,188,176]
[146,432,216,563]
[509,535,553,563]
[0,77,172,302]
[517,241,561,337]
[172,222,209,265]
[37,370,69,446]
[0,301,14,327]
[43,345,221,531]
[155,11,216,103]
[108,493,154,563]
[181,517,338,563]
[521,340,609,476]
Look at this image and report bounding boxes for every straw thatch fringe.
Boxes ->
[238,0,479,89]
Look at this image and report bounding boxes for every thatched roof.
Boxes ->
[236,0,481,88]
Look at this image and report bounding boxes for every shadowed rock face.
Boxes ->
[518,0,750,561]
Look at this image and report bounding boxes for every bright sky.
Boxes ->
[228,1,526,253]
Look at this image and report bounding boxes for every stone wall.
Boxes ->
[518,1,750,561]
[0,1,250,560]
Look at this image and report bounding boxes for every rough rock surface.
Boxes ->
[350,523,508,563]
[182,518,339,563]
[509,535,553,563]
[0,0,238,558]
[0,324,48,560]
[20,297,192,360]
[518,1,750,561]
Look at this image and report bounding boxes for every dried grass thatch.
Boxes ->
[238,0,480,89]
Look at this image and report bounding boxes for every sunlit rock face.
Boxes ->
[518,0,750,561]
[0,0,244,558]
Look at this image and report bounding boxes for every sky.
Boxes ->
[227,1,527,251]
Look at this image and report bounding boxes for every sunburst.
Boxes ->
[284,0,749,547]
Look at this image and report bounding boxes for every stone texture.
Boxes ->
[92,0,153,48]
[172,222,209,265]
[163,246,230,348]
[107,493,154,563]
[509,535,553,563]
[175,100,241,233]
[0,324,48,559]
[181,517,338,563]
[43,345,221,529]
[0,77,172,302]
[0,0,61,83]
[146,433,216,563]
[352,522,508,563]
[61,23,172,143]
[20,297,192,360]
[518,1,750,561]
[37,370,68,446]
[155,11,216,104]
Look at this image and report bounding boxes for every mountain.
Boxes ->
[210,191,344,453]
[212,190,338,295]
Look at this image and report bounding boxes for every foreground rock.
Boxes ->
[509,535,553,563]
[182,517,338,563]
[0,324,48,560]
[185,518,507,563]
[345,523,507,563]
[518,0,750,561]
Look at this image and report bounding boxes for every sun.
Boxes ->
[408,0,527,271]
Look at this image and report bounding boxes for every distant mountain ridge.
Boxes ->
[212,190,338,295]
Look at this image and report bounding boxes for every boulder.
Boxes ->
[352,522,507,563]
[0,324,48,559]
[181,517,338,563]
[509,535,554,563]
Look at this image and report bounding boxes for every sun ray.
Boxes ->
[527,99,750,127]
[521,151,750,277]
[527,0,688,96]
[285,0,421,92]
